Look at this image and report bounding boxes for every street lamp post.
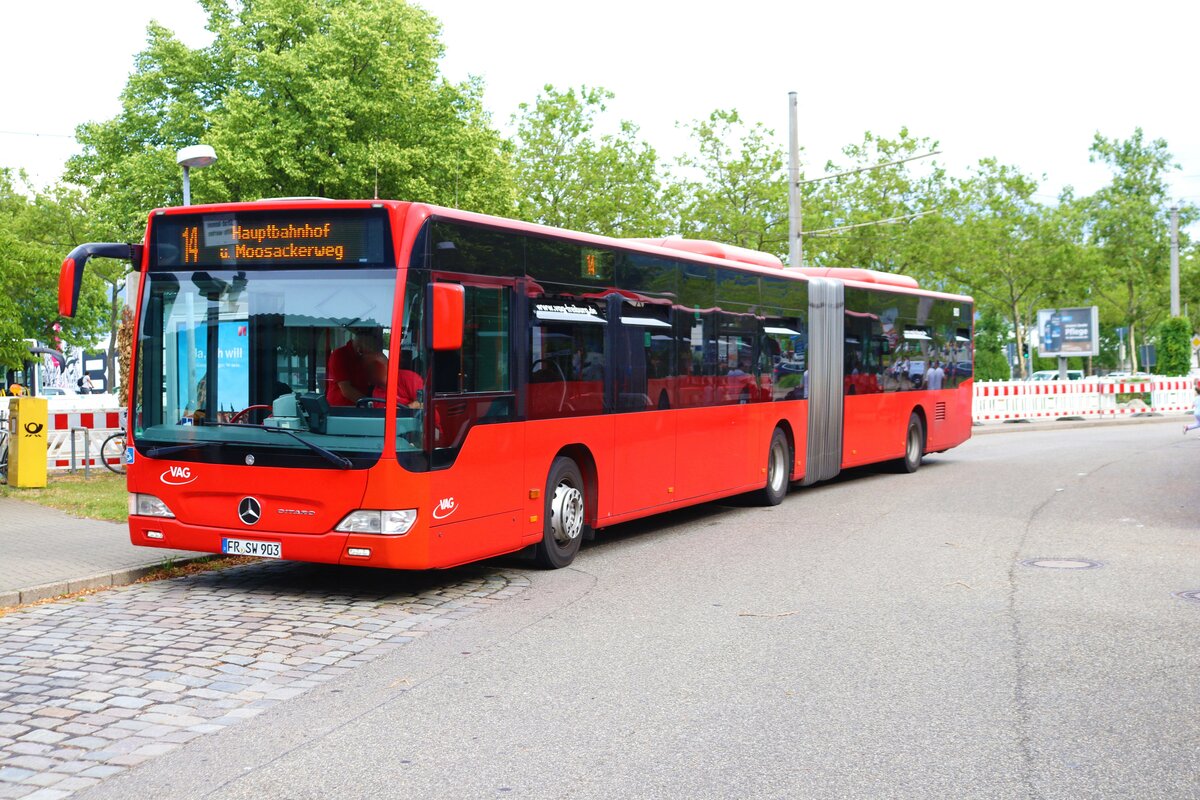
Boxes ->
[176,145,217,206]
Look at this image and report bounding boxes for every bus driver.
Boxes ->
[326,328,384,406]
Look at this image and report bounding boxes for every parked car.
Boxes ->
[1029,370,1084,381]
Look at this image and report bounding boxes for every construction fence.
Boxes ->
[972,377,1197,423]
[0,396,125,473]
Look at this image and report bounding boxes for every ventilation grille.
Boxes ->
[935,402,947,421]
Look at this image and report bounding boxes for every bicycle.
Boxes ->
[0,427,8,484]
[100,431,126,475]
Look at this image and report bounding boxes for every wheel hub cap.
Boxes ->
[551,483,584,545]
[770,442,786,491]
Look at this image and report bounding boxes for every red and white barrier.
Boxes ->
[46,408,127,471]
[973,377,1197,423]
[1,397,125,472]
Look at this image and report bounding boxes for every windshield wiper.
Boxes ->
[259,426,353,469]
[146,441,226,458]
[197,421,353,470]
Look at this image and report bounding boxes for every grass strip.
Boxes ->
[0,472,128,522]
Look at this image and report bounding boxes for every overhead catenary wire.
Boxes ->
[798,151,942,186]
[804,210,937,237]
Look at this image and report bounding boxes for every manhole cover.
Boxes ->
[1020,558,1103,570]
[1175,590,1200,604]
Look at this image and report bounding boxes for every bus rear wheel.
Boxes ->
[898,413,925,473]
[757,427,791,506]
[534,456,588,569]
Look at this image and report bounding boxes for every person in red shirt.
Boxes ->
[394,353,424,408]
[360,346,424,410]
[326,329,383,406]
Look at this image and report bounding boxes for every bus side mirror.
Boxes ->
[431,282,465,351]
[58,243,143,318]
[58,258,80,317]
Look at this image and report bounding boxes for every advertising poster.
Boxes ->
[175,320,250,417]
[1037,307,1099,357]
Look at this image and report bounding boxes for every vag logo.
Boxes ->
[432,497,459,520]
[160,465,198,486]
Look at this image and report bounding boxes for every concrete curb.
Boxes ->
[0,554,213,610]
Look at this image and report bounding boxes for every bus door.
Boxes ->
[424,276,524,562]
[610,298,676,515]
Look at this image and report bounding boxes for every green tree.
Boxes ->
[1079,129,1198,371]
[920,159,1081,378]
[0,171,107,370]
[675,109,789,257]
[67,0,516,240]
[510,85,670,237]
[804,129,946,276]
[1182,246,1200,322]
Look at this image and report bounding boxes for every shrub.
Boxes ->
[1156,315,1193,377]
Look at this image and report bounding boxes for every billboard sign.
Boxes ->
[1037,306,1099,357]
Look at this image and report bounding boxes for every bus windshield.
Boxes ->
[133,268,402,469]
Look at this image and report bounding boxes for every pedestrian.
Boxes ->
[1186,385,1200,435]
[925,360,946,391]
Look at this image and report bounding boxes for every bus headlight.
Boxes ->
[335,509,417,535]
[129,493,175,518]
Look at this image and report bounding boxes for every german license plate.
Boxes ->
[221,538,281,558]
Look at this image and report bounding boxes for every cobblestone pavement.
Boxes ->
[0,561,528,799]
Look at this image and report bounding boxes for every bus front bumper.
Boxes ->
[128,516,436,570]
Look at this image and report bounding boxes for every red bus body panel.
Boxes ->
[841,382,973,468]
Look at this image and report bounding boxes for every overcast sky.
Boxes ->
[3,0,1198,214]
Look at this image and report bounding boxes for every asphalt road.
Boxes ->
[82,417,1200,800]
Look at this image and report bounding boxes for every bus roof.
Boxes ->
[147,198,973,304]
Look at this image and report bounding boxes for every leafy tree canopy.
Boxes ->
[1078,128,1198,370]
[675,109,788,256]
[511,85,671,237]
[805,128,946,276]
[0,171,107,370]
[66,0,515,240]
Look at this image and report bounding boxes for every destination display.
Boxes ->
[151,209,391,268]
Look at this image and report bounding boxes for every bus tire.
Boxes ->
[757,427,791,506]
[534,456,588,569]
[898,413,924,473]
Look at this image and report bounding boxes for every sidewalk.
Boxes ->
[0,497,202,609]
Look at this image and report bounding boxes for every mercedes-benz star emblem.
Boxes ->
[245,454,256,466]
[238,497,262,526]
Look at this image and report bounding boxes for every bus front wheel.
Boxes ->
[534,457,588,569]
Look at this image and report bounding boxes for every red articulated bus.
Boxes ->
[59,199,973,570]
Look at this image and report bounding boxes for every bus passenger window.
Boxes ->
[529,296,606,419]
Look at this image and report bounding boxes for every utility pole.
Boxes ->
[1170,205,1180,317]
[787,92,802,269]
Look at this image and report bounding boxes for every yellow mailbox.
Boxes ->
[9,397,48,488]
